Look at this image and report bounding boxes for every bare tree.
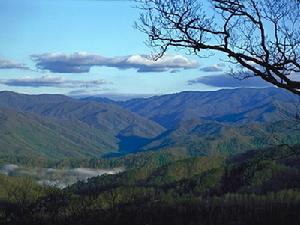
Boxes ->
[136,0,300,94]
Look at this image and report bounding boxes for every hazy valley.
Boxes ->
[0,87,299,186]
[0,87,300,225]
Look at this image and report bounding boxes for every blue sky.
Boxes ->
[0,0,270,98]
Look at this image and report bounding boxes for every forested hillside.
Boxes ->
[120,88,298,129]
[0,91,165,165]
[1,145,299,225]
[0,107,119,165]
[2,0,300,224]
[1,88,300,167]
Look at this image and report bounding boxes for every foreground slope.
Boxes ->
[2,145,300,225]
[69,145,300,196]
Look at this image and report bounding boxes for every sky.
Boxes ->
[0,0,271,98]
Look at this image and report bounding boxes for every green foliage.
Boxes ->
[2,89,300,168]
[0,108,118,164]
[0,174,51,204]
[1,145,300,224]
[145,120,300,156]
[0,91,165,166]
[121,88,298,129]
[1,89,300,224]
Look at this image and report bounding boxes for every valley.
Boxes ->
[0,87,300,225]
[0,87,299,167]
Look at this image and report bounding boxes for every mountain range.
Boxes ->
[0,87,299,165]
[116,87,298,128]
[1,88,300,225]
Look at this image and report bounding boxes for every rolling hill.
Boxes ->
[69,145,300,197]
[119,88,299,129]
[1,88,299,166]
[1,87,300,224]
[7,145,297,225]
[0,107,119,165]
[0,91,165,138]
[83,88,300,158]
[0,91,165,164]
[142,119,300,155]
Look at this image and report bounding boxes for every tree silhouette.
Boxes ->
[137,0,300,94]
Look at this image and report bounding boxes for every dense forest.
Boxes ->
[1,88,300,168]
[1,145,300,225]
[1,89,300,224]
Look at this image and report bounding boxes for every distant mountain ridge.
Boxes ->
[119,88,298,129]
[82,88,300,156]
[0,91,165,138]
[0,88,299,165]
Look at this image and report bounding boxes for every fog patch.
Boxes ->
[0,164,124,188]
[0,164,19,175]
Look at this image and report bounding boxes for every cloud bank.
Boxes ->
[0,75,107,88]
[31,52,199,73]
[188,74,272,88]
[0,59,29,70]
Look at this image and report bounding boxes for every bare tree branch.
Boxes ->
[136,0,300,95]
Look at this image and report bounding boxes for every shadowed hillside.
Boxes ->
[0,91,165,165]
[143,120,300,155]
[1,89,300,166]
[119,88,299,129]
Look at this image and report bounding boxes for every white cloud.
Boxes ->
[31,52,199,73]
[0,59,29,70]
